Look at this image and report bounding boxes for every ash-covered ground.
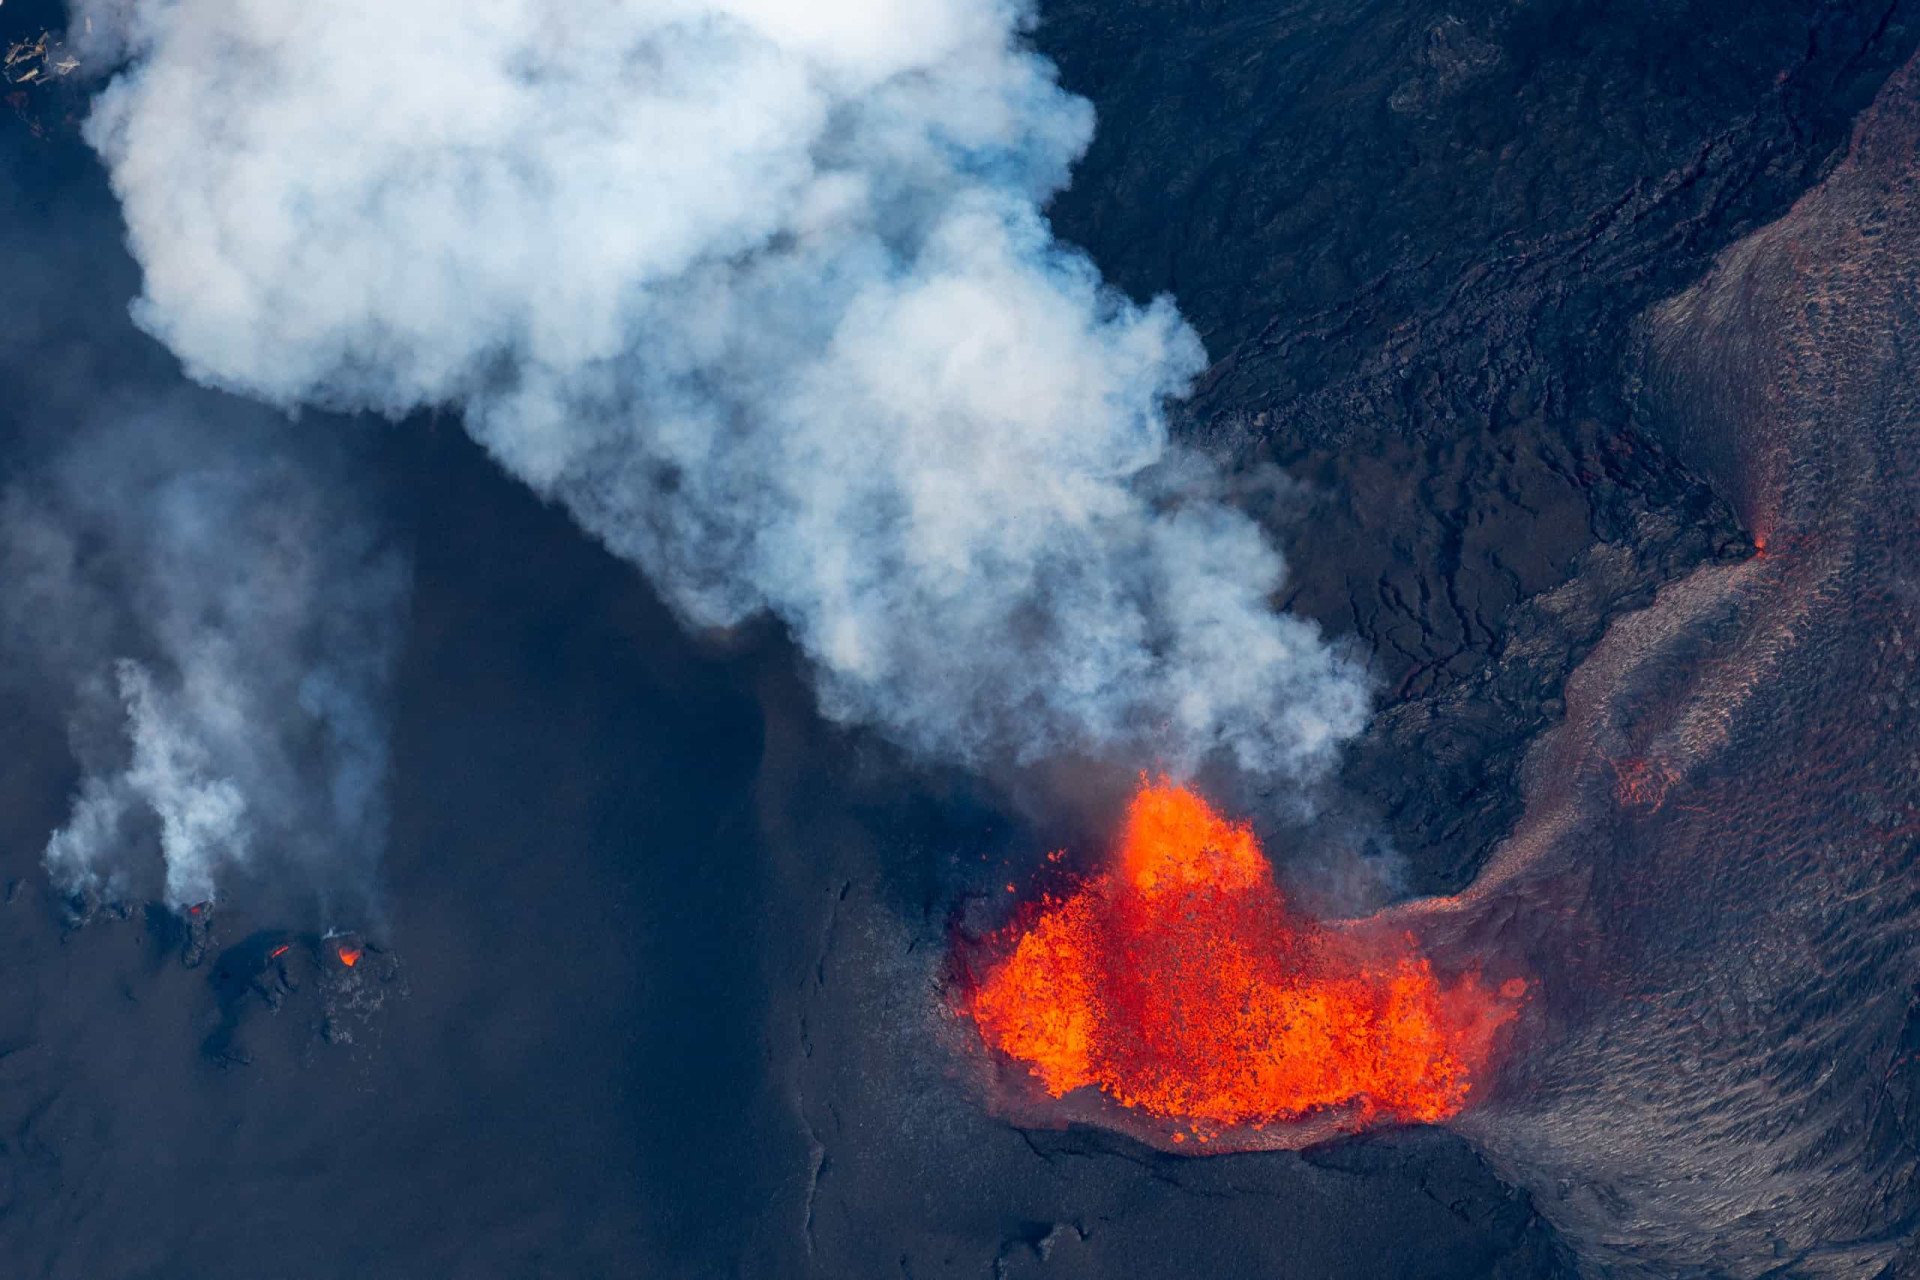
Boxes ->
[2,1,1918,1277]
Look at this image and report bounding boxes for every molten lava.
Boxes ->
[966,781,1520,1137]
[336,945,362,968]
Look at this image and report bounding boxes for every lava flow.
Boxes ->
[963,780,1522,1142]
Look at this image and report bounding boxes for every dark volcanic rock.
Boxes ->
[179,904,214,968]
[1038,0,1919,892]
[1043,0,1915,424]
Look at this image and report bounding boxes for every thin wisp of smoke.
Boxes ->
[2,397,407,916]
[73,0,1371,781]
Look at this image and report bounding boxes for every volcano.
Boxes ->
[6,0,1920,1277]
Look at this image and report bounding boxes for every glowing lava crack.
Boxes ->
[963,781,1523,1142]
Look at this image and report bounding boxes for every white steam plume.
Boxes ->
[2,399,408,914]
[74,0,1369,778]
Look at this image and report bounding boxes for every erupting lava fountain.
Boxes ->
[959,779,1528,1150]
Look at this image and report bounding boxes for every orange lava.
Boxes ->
[336,945,362,968]
[966,780,1520,1134]
[268,943,290,960]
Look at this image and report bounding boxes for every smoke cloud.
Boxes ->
[73,0,1370,779]
[2,393,409,915]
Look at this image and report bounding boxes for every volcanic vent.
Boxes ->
[959,780,1525,1149]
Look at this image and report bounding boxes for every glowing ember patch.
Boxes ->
[269,944,290,960]
[967,780,1520,1134]
[336,946,362,968]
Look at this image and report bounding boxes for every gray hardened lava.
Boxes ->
[1412,52,1920,1274]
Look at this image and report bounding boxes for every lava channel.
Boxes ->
[960,779,1525,1147]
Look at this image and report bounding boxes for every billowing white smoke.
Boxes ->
[75,0,1369,777]
[3,400,408,913]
